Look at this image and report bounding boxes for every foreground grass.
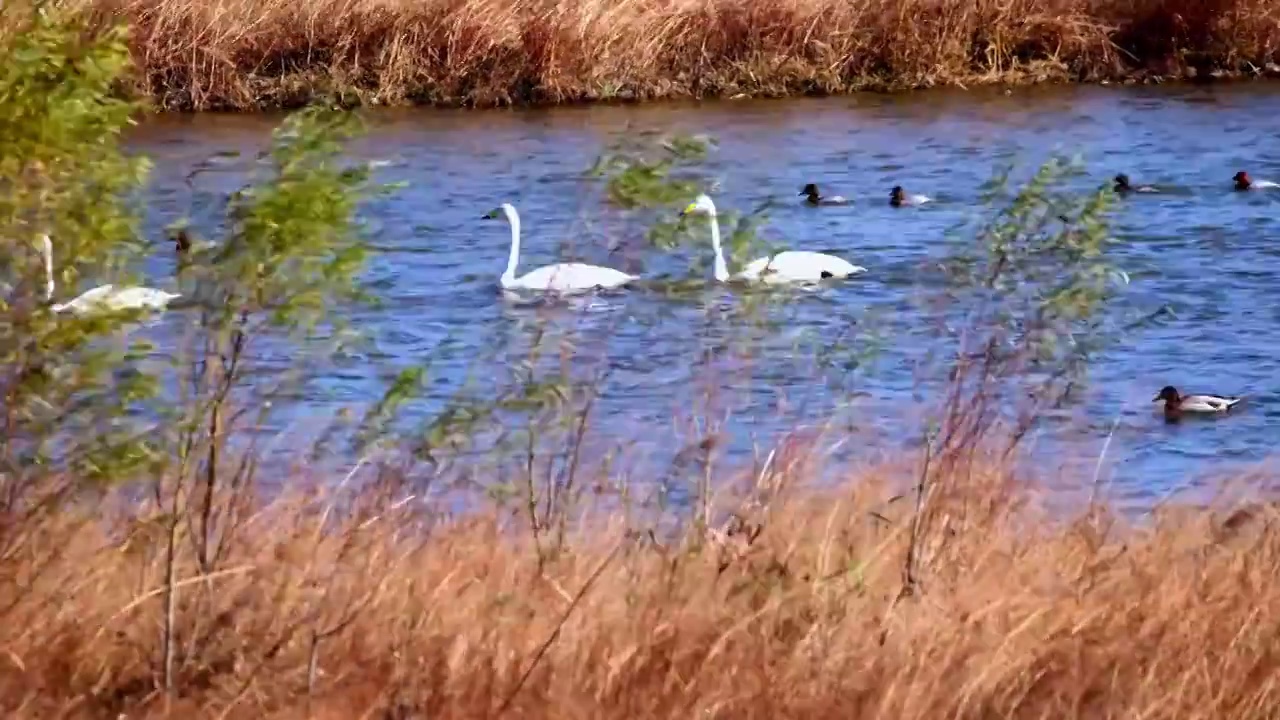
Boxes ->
[3,453,1279,718]
[2,0,1277,110]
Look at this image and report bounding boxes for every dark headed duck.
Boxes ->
[173,228,192,254]
[889,185,931,207]
[1113,173,1157,194]
[1233,171,1279,191]
[799,183,848,206]
[1153,385,1244,421]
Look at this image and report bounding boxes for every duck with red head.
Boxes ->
[1233,171,1280,191]
[1153,385,1244,422]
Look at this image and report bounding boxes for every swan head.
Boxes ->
[1233,171,1251,190]
[482,203,517,221]
[681,194,717,217]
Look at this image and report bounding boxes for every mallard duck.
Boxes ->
[1153,385,1244,420]
[1113,173,1157,194]
[1233,171,1279,191]
[798,183,848,206]
[889,185,931,207]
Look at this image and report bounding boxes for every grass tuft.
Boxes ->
[3,455,1280,718]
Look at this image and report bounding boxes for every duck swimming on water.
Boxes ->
[1232,171,1279,191]
[1113,174,1157,194]
[889,185,931,207]
[1153,385,1244,421]
[799,183,848,206]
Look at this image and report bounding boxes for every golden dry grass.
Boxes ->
[3,454,1280,718]
[5,0,1280,109]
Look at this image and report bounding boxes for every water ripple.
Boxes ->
[122,84,1280,504]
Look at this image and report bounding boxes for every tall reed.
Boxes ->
[7,0,1280,109]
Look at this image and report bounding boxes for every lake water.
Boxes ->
[126,83,1280,508]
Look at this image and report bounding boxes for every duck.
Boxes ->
[1232,171,1279,191]
[889,185,931,207]
[1153,385,1244,420]
[1113,174,1157,194]
[173,228,193,254]
[798,183,848,206]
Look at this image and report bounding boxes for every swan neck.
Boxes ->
[502,204,520,284]
[707,206,729,282]
[40,234,54,301]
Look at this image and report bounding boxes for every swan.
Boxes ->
[681,194,866,284]
[485,203,637,293]
[38,234,180,315]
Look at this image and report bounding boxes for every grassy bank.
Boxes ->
[4,458,1280,718]
[5,0,1280,110]
[6,13,1280,717]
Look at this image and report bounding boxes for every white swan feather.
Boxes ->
[486,204,636,293]
[681,194,865,284]
[39,234,180,315]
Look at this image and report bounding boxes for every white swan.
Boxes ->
[485,203,637,293]
[681,194,866,284]
[39,234,180,315]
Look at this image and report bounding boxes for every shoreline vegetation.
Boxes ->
[8,461,1280,718]
[5,8,1280,717]
[5,0,1280,111]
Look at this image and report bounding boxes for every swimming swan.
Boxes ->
[38,234,180,315]
[485,203,637,293]
[681,194,866,284]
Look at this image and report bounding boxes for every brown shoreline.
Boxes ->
[7,0,1280,111]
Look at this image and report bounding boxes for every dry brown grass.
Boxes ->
[3,452,1280,719]
[4,0,1280,110]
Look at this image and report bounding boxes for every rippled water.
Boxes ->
[126,83,1280,506]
